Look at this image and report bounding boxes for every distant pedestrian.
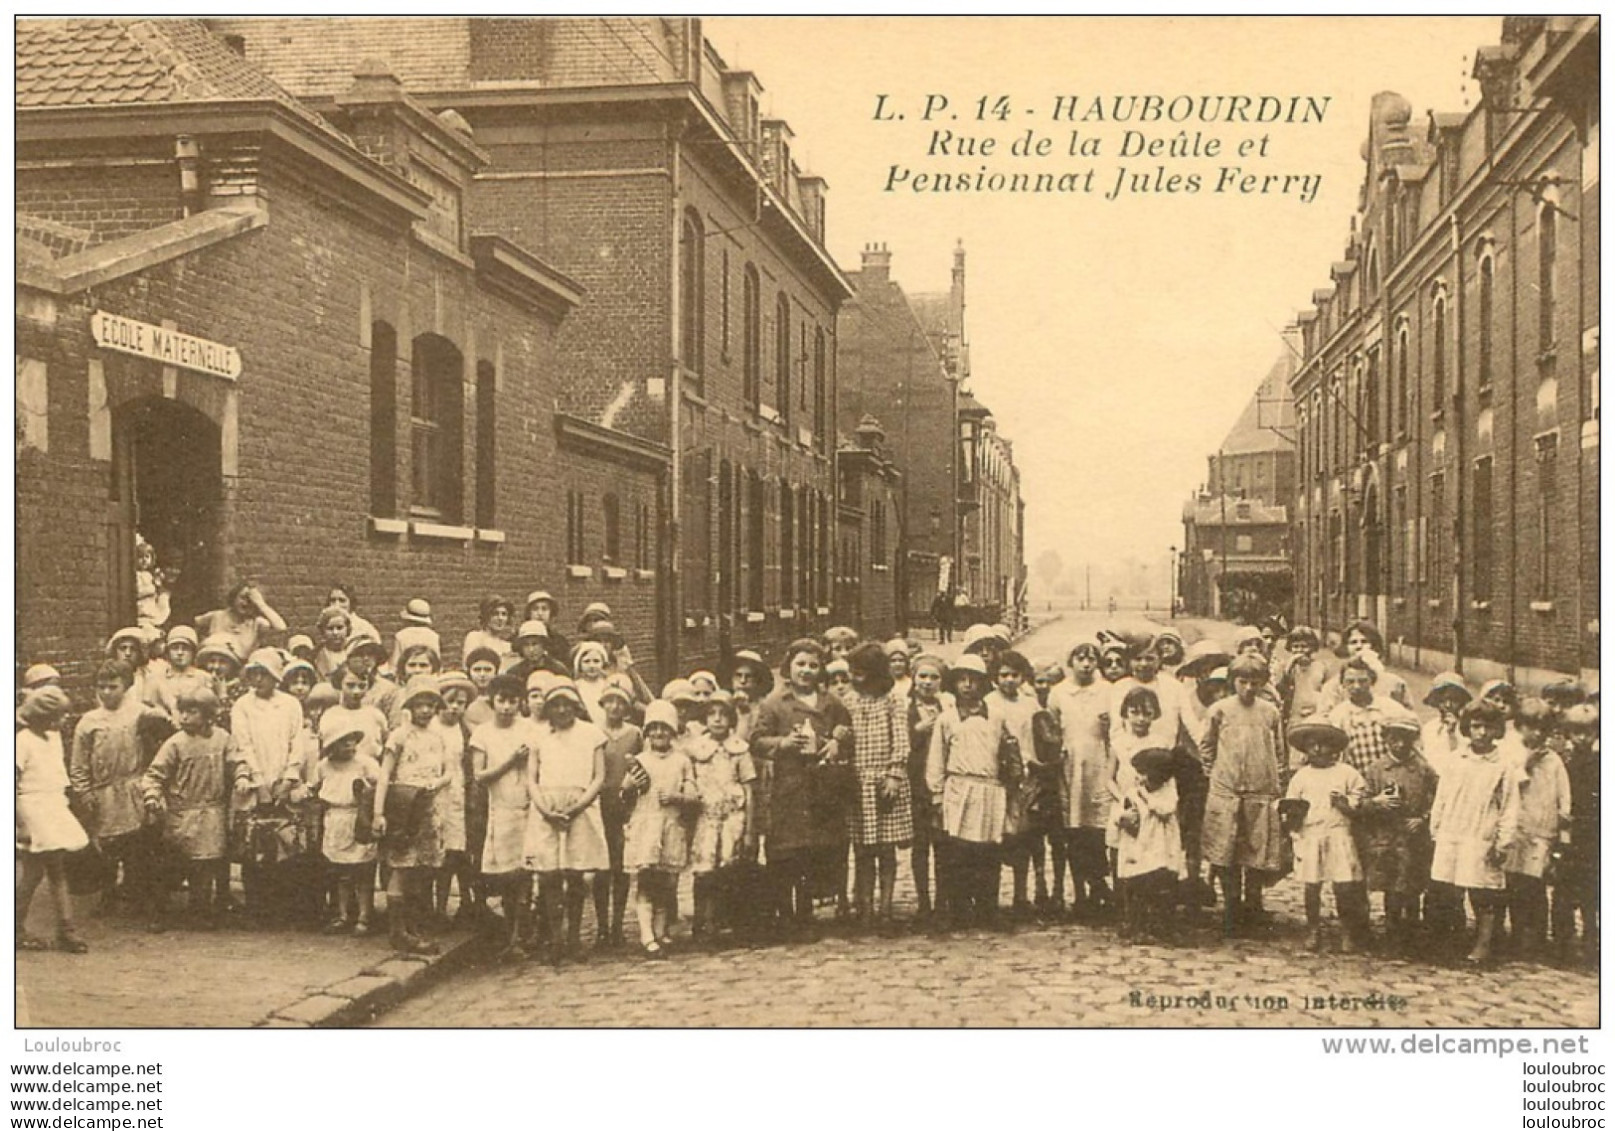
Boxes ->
[932,589,954,644]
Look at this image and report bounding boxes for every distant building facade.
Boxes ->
[833,416,903,639]
[1180,342,1298,621]
[1288,17,1598,685]
[838,241,1026,629]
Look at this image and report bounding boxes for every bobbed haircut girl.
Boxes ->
[845,641,895,698]
[1343,619,1386,656]
[1459,699,1509,738]
[1119,685,1162,719]
[994,649,1034,682]
[778,637,828,682]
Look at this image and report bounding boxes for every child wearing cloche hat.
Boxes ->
[1284,719,1371,953]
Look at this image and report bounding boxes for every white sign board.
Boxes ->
[90,310,241,380]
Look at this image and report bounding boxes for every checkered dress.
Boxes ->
[1329,700,1392,776]
[847,692,913,847]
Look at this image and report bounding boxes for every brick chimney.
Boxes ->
[860,241,892,280]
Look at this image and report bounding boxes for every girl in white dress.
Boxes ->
[1283,720,1371,954]
[1429,700,1521,966]
[15,687,90,953]
[470,674,537,961]
[622,700,697,959]
[525,681,609,963]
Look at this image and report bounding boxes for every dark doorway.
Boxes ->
[109,397,222,632]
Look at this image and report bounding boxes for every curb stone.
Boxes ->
[255,931,489,1028]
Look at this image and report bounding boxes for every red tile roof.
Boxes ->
[16,18,348,144]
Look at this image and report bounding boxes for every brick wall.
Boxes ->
[13,133,649,693]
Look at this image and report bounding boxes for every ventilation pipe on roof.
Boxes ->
[175,135,202,217]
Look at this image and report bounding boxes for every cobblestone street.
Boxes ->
[379,888,1597,1029]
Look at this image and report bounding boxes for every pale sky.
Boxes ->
[705,16,1496,588]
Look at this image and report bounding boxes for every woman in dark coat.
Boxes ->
[749,638,853,936]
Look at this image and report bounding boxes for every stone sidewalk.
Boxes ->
[16,891,482,1029]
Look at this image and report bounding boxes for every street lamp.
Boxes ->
[1168,545,1177,619]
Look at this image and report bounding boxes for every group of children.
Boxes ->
[14,590,1600,972]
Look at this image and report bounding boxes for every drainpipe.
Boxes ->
[667,124,684,679]
[1450,213,1466,675]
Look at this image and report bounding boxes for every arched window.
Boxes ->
[813,326,828,449]
[1539,203,1558,352]
[475,359,496,528]
[775,292,791,423]
[1432,291,1448,413]
[411,333,464,522]
[1395,324,1410,439]
[369,321,398,517]
[742,265,761,413]
[780,482,795,607]
[679,208,704,388]
[1477,251,1495,390]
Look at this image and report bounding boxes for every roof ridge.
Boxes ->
[122,18,213,101]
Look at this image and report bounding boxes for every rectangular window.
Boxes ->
[743,267,761,413]
[602,493,621,565]
[1537,434,1558,599]
[1472,457,1493,602]
[635,503,651,572]
[1235,533,1253,554]
[1426,472,1445,592]
[1433,297,1448,413]
[410,335,464,522]
[1393,485,1408,592]
[747,473,766,609]
[475,360,496,528]
[369,323,398,517]
[1330,511,1344,589]
[1478,258,1495,391]
[567,490,586,565]
[720,249,731,361]
[781,484,795,607]
[813,328,828,449]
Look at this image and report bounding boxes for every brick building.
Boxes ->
[15,19,587,683]
[839,240,1027,628]
[1179,342,1298,620]
[838,243,960,627]
[833,416,903,639]
[212,16,853,678]
[1289,17,1598,686]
